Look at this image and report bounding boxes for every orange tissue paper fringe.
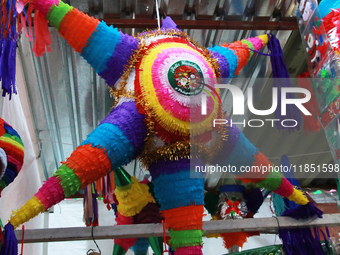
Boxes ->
[63,144,112,188]
[161,205,205,231]
[220,231,259,249]
[222,41,251,75]
[237,151,271,184]
[58,8,99,53]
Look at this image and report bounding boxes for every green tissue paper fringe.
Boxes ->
[256,170,283,191]
[47,1,73,30]
[3,133,24,146]
[241,40,255,60]
[169,229,204,249]
[53,164,81,197]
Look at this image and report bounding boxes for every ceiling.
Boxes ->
[15,0,336,190]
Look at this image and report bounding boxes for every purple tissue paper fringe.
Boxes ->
[99,32,139,87]
[100,101,146,156]
[267,33,302,132]
[161,16,177,30]
[148,158,204,179]
[279,203,324,255]
[0,223,18,255]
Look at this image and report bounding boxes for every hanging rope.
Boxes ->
[19,225,24,255]
[155,0,160,29]
[162,220,170,255]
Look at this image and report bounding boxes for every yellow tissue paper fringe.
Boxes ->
[258,34,269,46]
[0,136,24,151]
[138,42,219,137]
[116,176,155,217]
[287,188,309,205]
[9,196,45,229]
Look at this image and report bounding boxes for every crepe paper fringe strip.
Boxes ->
[209,45,238,77]
[81,123,134,169]
[161,205,204,231]
[132,202,163,224]
[220,232,252,249]
[35,176,65,209]
[287,189,309,206]
[267,33,302,132]
[152,170,204,211]
[32,10,52,57]
[256,170,284,191]
[94,170,116,210]
[209,50,230,78]
[0,119,24,195]
[162,16,177,29]
[47,1,73,30]
[63,144,112,188]
[272,192,290,217]
[53,164,82,197]
[0,0,18,99]
[115,176,155,217]
[279,227,325,255]
[168,229,204,250]
[9,196,45,229]
[99,31,139,87]
[219,132,257,174]
[44,0,139,88]
[100,101,147,156]
[32,0,59,15]
[0,223,17,255]
[114,213,137,251]
[209,35,267,78]
[81,21,121,74]
[58,7,99,53]
[243,188,264,215]
[84,184,99,226]
[131,238,149,255]
[222,41,251,76]
[174,245,203,255]
[237,151,272,183]
[148,158,203,180]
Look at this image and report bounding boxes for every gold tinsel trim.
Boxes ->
[137,93,229,168]
[109,40,146,107]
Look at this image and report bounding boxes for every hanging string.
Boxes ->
[86,226,101,255]
[162,220,170,255]
[20,225,24,255]
[155,0,160,29]
[272,216,280,246]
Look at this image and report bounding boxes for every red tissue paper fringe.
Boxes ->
[32,9,52,57]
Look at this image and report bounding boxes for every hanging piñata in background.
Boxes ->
[0,0,325,254]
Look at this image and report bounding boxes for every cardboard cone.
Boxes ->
[148,236,163,255]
